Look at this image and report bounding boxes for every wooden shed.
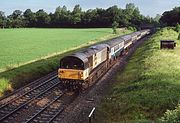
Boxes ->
[160,40,176,49]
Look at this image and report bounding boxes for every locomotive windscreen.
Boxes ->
[60,56,84,70]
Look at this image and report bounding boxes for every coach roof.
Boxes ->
[105,37,124,47]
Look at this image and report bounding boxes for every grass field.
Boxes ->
[0,28,132,96]
[96,28,180,122]
[0,28,127,71]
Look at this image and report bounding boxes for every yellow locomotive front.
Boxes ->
[58,54,89,89]
[58,69,84,80]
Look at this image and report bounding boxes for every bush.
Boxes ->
[178,33,180,40]
[158,104,180,123]
[127,26,137,31]
[175,24,180,33]
[112,21,119,34]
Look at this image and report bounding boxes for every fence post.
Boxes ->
[88,107,96,123]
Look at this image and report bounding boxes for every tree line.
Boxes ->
[0,3,158,29]
[0,3,178,29]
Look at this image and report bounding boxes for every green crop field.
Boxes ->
[0,28,128,71]
[96,28,180,122]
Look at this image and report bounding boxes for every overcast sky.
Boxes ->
[0,0,179,17]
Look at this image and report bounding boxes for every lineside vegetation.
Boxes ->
[96,28,180,122]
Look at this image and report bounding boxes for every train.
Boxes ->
[58,29,151,90]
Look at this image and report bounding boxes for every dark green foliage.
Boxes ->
[72,4,82,24]
[112,21,119,34]
[175,23,180,33]
[160,7,180,26]
[0,11,6,28]
[35,9,51,27]
[128,26,137,31]
[0,3,156,28]
[175,24,180,40]
[7,10,24,28]
[23,9,36,27]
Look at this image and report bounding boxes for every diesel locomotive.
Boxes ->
[58,29,150,90]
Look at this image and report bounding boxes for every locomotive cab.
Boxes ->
[58,55,89,81]
[60,56,84,70]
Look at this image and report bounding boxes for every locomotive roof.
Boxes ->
[67,52,88,64]
[65,44,109,64]
[130,31,141,37]
[121,34,132,41]
[135,31,141,35]
[89,44,109,52]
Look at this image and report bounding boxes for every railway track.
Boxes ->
[0,76,61,122]
[24,94,65,123]
[23,92,77,123]
[0,71,57,105]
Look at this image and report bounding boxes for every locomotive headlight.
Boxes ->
[80,72,83,76]
[59,70,64,73]
[59,70,64,76]
[79,72,83,79]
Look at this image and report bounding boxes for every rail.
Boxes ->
[0,75,57,109]
[0,71,57,102]
[24,92,64,123]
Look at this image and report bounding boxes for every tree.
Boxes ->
[52,5,71,27]
[0,11,6,28]
[154,14,161,22]
[12,10,22,19]
[160,7,180,26]
[8,10,24,28]
[0,4,158,28]
[35,9,50,27]
[106,6,121,26]
[23,9,36,27]
[72,5,82,24]
[112,21,119,34]
[119,3,142,27]
[175,23,180,32]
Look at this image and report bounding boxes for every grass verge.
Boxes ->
[96,27,180,123]
[0,28,132,97]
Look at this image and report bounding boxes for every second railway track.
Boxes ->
[0,75,61,122]
[0,71,57,105]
